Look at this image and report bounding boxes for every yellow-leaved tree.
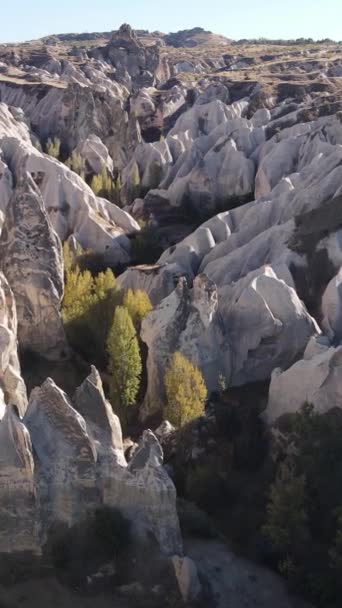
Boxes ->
[164,352,207,428]
[62,252,118,364]
[107,306,142,416]
[123,288,153,330]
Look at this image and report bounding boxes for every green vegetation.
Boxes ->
[65,151,86,179]
[46,136,61,159]
[164,352,207,427]
[107,306,142,416]
[262,404,342,606]
[90,165,121,205]
[123,288,153,330]
[62,252,119,365]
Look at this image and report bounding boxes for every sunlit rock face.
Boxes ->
[0,103,140,267]
[0,403,39,555]
[0,369,182,556]
[0,271,27,416]
[0,174,67,360]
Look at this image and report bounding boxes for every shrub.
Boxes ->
[65,152,86,179]
[91,165,121,205]
[107,306,142,414]
[262,462,308,553]
[46,137,61,159]
[164,352,207,427]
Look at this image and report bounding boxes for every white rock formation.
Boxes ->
[265,341,342,425]
[141,266,318,417]
[0,402,39,555]
[0,103,140,265]
[0,174,67,359]
[20,369,182,555]
[0,272,27,416]
[74,134,114,176]
[24,378,98,531]
[322,267,342,342]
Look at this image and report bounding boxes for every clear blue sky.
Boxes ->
[1,0,341,43]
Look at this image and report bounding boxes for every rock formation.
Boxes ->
[0,174,67,360]
[3,368,182,555]
[0,103,140,266]
[0,271,27,416]
[0,403,39,555]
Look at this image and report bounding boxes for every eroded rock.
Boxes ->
[0,174,67,360]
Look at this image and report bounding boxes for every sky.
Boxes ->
[1,0,341,43]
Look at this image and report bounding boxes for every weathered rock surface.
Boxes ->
[265,338,342,425]
[0,403,39,554]
[0,103,140,266]
[172,555,202,602]
[7,368,182,555]
[0,272,27,416]
[0,174,67,359]
[141,267,318,416]
[24,378,98,532]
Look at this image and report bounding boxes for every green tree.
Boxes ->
[164,352,207,427]
[263,462,308,553]
[123,288,153,330]
[107,306,142,413]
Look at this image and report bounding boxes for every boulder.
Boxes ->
[172,555,202,602]
[0,174,67,360]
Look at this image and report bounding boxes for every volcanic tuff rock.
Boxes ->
[0,272,27,416]
[0,368,182,556]
[140,266,318,417]
[0,103,140,265]
[0,174,67,360]
[0,403,39,555]
[266,339,342,424]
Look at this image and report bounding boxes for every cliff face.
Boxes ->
[0,367,181,556]
[0,175,67,360]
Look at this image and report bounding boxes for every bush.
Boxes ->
[164,352,207,427]
[91,165,121,205]
[46,137,61,159]
[65,152,86,179]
